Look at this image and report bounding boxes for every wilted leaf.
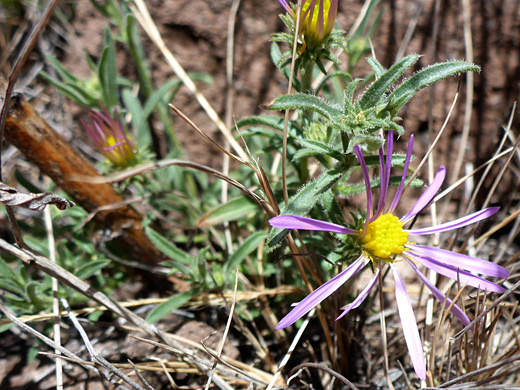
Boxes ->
[0,182,75,211]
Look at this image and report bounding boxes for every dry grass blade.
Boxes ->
[265,308,315,390]
[204,270,239,390]
[129,0,248,161]
[289,363,360,390]
[0,301,132,389]
[61,299,146,390]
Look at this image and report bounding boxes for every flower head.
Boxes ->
[278,0,339,50]
[82,106,136,167]
[269,132,508,380]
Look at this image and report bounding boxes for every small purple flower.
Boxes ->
[269,132,508,380]
[82,106,137,168]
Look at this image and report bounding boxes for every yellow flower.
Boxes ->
[279,0,339,49]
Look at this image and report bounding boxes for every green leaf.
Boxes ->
[40,73,93,106]
[0,323,16,333]
[98,28,118,108]
[75,260,111,280]
[264,94,342,120]
[366,57,386,78]
[146,287,201,323]
[0,279,25,298]
[360,54,420,110]
[236,115,287,132]
[267,165,346,249]
[389,61,480,113]
[198,197,258,227]
[122,89,151,148]
[0,257,22,285]
[44,54,80,84]
[225,231,267,275]
[315,71,351,94]
[145,227,194,266]
[138,78,181,131]
[296,139,344,161]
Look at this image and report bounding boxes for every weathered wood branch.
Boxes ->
[2,89,164,265]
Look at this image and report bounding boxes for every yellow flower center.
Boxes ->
[361,213,409,261]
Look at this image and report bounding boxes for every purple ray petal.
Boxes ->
[389,134,414,212]
[278,0,292,13]
[409,251,506,293]
[374,133,393,219]
[406,258,470,326]
[269,215,357,234]
[410,245,508,278]
[336,267,379,320]
[276,256,370,329]
[406,207,500,235]
[391,264,426,381]
[401,167,446,222]
[354,145,373,224]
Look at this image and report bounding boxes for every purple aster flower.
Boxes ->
[269,132,508,380]
[82,106,137,168]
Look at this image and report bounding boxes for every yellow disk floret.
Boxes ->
[361,213,409,261]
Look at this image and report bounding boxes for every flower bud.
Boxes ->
[279,0,339,50]
[82,106,136,167]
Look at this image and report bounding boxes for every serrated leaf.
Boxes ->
[225,231,267,275]
[198,197,258,227]
[360,54,420,110]
[389,61,480,113]
[75,260,111,280]
[146,287,202,323]
[267,166,345,249]
[264,94,342,120]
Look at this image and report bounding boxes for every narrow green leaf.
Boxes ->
[198,197,258,227]
[146,287,201,323]
[0,323,16,333]
[316,71,351,94]
[366,57,386,78]
[264,94,342,120]
[297,139,344,161]
[44,54,80,84]
[122,89,151,148]
[267,166,345,249]
[236,115,286,132]
[0,279,25,297]
[138,78,181,130]
[98,28,118,107]
[75,260,111,280]
[389,61,480,113]
[360,54,420,110]
[225,231,267,274]
[40,73,92,106]
[145,227,194,265]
